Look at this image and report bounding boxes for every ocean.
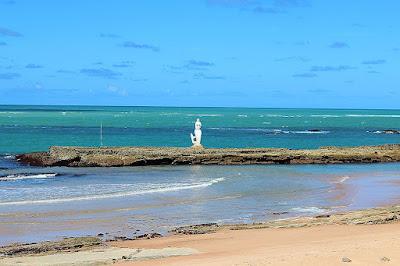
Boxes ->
[0,105,400,153]
[0,105,399,245]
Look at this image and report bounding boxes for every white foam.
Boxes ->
[310,115,341,118]
[187,114,223,117]
[0,177,225,206]
[291,206,327,214]
[0,173,57,181]
[336,176,350,183]
[345,114,400,118]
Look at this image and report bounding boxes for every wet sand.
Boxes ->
[2,206,400,265]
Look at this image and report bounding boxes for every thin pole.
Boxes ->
[100,122,103,147]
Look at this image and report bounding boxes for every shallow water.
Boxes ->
[1,162,400,245]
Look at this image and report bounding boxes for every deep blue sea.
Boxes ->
[0,106,399,245]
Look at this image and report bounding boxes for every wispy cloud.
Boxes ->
[292,73,317,78]
[186,60,214,67]
[99,33,120,38]
[206,0,309,14]
[329,42,349,48]
[112,60,135,68]
[57,69,75,74]
[0,41,6,46]
[293,41,310,46]
[0,26,22,37]
[163,65,184,74]
[25,63,43,69]
[275,56,310,62]
[80,68,121,79]
[310,65,355,72]
[165,60,215,72]
[362,59,386,65]
[193,73,225,80]
[206,0,253,8]
[121,41,159,52]
[0,72,20,79]
[274,0,310,7]
[253,6,282,14]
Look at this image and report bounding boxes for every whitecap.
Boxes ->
[345,114,400,118]
[310,115,341,118]
[187,114,223,117]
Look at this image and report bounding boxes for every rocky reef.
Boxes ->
[15,144,400,167]
[172,205,400,234]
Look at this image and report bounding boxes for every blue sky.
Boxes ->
[0,0,399,108]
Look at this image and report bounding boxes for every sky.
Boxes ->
[0,0,399,108]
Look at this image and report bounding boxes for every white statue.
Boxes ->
[190,118,202,147]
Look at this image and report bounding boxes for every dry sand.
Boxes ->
[114,223,400,266]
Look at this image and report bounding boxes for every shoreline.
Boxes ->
[16,144,400,167]
[1,205,400,265]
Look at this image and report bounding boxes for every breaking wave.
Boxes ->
[0,173,58,181]
[0,177,225,206]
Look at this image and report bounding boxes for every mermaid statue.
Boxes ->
[190,118,203,147]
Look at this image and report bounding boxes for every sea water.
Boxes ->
[0,106,399,245]
[0,105,399,153]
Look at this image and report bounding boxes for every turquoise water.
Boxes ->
[0,105,399,154]
[0,105,399,245]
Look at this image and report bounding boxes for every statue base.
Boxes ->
[191,144,204,149]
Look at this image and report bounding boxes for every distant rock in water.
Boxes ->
[373,129,400,134]
[307,129,322,132]
[383,129,400,134]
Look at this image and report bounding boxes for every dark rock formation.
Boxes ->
[373,129,400,134]
[16,144,400,167]
[0,237,101,257]
[171,205,400,234]
[382,129,400,134]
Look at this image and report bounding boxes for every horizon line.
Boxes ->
[0,103,399,111]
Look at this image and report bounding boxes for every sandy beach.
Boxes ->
[1,206,400,265]
[114,223,400,266]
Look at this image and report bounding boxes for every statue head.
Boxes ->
[195,118,202,130]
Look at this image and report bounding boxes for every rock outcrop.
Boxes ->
[172,205,400,234]
[16,144,400,167]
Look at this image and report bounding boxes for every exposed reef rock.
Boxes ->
[172,205,400,234]
[0,237,101,257]
[16,144,400,167]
